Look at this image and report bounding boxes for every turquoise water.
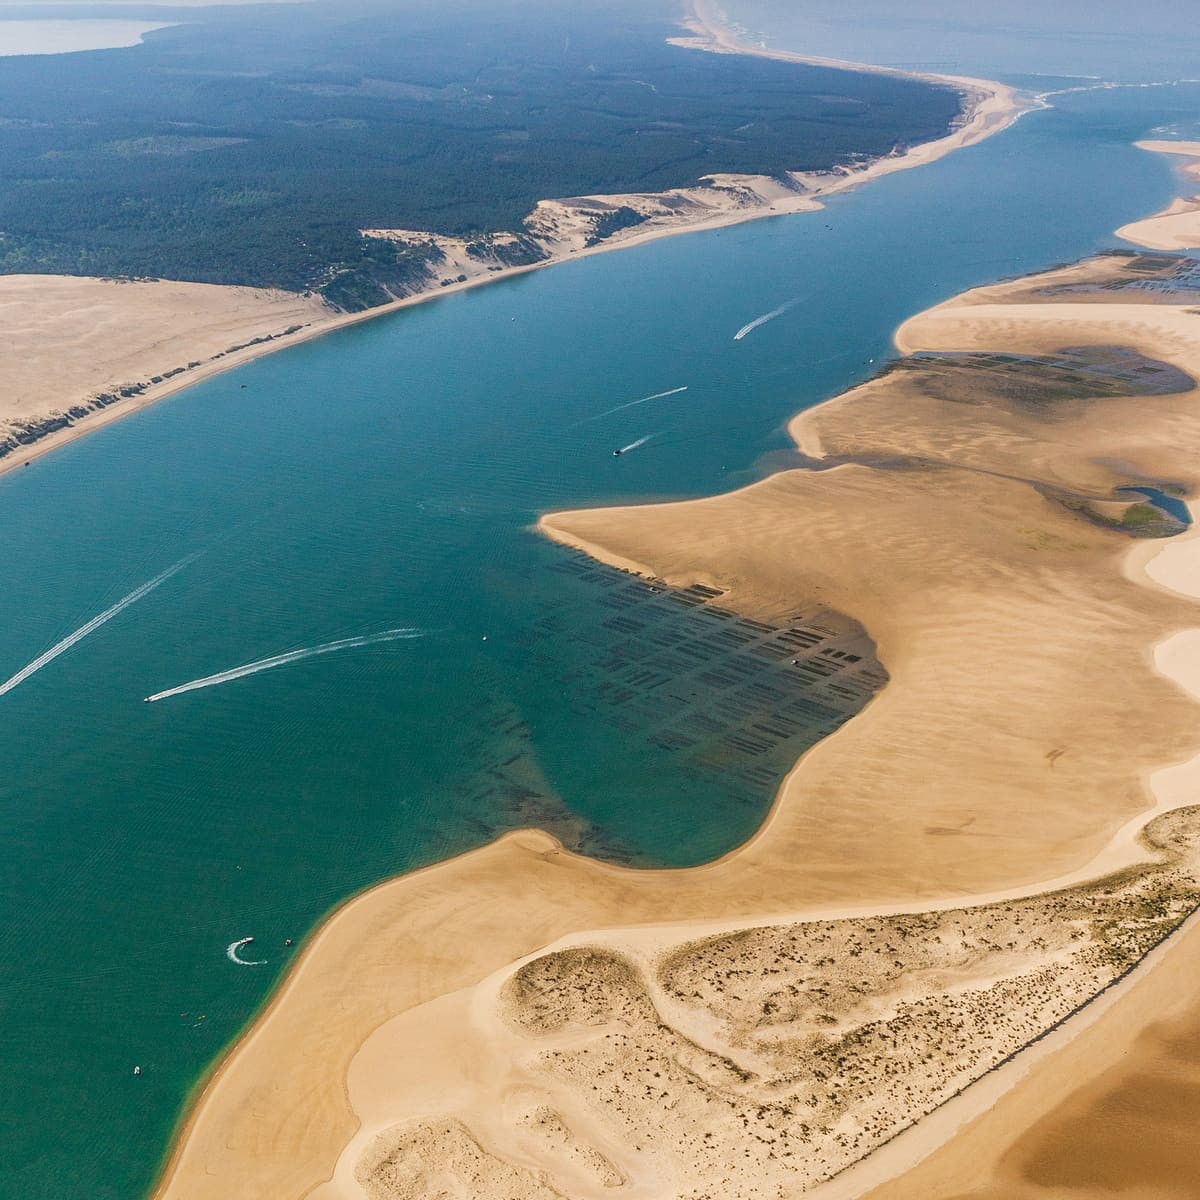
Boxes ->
[0,75,1195,1199]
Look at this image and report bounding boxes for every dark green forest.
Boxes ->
[0,0,961,307]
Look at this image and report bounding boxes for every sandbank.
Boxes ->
[1117,140,1200,250]
[862,525,1200,1200]
[0,0,1022,480]
[0,275,334,473]
[150,243,1200,1198]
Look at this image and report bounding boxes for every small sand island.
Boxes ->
[1118,141,1200,250]
[151,217,1200,1199]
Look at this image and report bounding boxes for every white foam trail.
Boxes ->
[0,555,196,698]
[733,299,799,341]
[614,434,655,456]
[226,937,266,967]
[573,386,688,426]
[145,627,424,703]
[1037,77,1200,101]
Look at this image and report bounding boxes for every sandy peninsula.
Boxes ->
[149,242,1200,1199]
[1117,140,1200,251]
[0,275,335,472]
[1,1,1022,478]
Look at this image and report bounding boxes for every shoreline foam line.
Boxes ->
[0,554,196,698]
[144,628,425,704]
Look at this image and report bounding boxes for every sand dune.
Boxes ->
[1118,195,1200,250]
[863,930,1200,1200]
[0,275,332,470]
[329,808,1200,1200]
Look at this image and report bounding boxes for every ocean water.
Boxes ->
[0,53,1196,1200]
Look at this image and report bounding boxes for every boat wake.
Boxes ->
[0,555,197,698]
[572,386,688,426]
[613,434,655,457]
[144,627,425,703]
[733,299,799,341]
[225,938,266,967]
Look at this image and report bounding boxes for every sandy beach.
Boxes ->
[0,275,334,471]
[0,0,1022,480]
[1117,140,1200,251]
[146,237,1200,1198]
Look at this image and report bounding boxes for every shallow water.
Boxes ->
[0,48,1196,1200]
[1121,486,1193,525]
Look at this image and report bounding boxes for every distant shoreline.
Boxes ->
[0,1,1022,482]
[0,18,173,58]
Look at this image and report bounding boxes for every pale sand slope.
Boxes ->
[0,275,333,466]
[1117,140,1200,250]
[153,256,1200,1199]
